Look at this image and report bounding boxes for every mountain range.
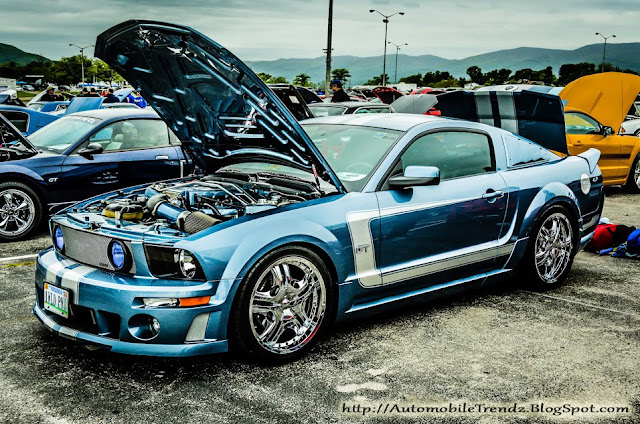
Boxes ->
[246,43,640,85]
[2,42,639,85]
[0,43,49,66]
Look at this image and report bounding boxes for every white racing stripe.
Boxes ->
[59,266,94,303]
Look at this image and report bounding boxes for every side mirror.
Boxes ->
[602,126,614,136]
[77,142,104,158]
[388,166,440,190]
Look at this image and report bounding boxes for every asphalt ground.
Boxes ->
[0,188,638,423]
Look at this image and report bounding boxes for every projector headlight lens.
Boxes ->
[109,240,128,270]
[175,249,197,279]
[54,226,64,252]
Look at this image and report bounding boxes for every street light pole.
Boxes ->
[69,43,95,84]
[325,0,334,94]
[370,10,404,87]
[388,42,408,84]
[595,33,616,73]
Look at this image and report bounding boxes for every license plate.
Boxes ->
[44,283,70,319]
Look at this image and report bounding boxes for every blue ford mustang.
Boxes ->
[0,108,188,240]
[33,20,604,362]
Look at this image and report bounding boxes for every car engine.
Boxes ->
[77,172,323,235]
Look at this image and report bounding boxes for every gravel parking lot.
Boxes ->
[0,189,638,423]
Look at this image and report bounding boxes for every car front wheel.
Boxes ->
[0,181,42,241]
[625,153,640,193]
[229,246,333,362]
[523,206,577,291]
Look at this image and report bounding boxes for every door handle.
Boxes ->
[482,189,504,202]
[155,155,169,160]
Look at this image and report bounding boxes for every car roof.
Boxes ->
[302,113,445,131]
[66,107,159,120]
[309,101,390,108]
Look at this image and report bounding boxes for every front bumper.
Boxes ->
[33,249,233,357]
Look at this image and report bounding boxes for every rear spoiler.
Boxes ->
[437,90,568,154]
[578,148,601,174]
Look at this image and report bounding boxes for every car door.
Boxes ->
[59,119,184,201]
[375,129,508,289]
[565,112,622,181]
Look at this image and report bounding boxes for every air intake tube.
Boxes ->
[146,194,220,234]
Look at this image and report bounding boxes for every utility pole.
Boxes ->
[595,32,616,73]
[69,43,94,84]
[325,0,334,94]
[370,10,404,86]
[388,42,407,83]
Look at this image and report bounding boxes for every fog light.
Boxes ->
[128,314,160,340]
[54,226,64,252]
[108,240,130,271]
[143,298,179,308]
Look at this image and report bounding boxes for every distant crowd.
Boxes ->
[38,86,148,108]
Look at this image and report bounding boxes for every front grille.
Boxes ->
[58,225,137,274]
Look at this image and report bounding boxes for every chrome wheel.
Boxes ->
[534,213,573,284]
[634,158,640,189]
[249,255,327,355]
[0,188,36,237]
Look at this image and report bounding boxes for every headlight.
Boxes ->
[580,173,591,195]
[53,226,64,252]
[108,240,130,271]
[175,249,197,279]
[144,245,205,280]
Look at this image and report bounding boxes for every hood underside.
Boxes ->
[436,90,568,154]
[95,20,344,192]
[560,72,640,132]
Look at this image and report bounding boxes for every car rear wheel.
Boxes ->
[522,206,576,291]
[625,153,640,193]
[0,182,42,241]
[229,246,333,362]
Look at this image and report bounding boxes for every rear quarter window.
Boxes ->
[503,134,557,168]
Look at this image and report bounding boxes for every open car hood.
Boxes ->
[372,87,404,104]
[390,94,438,114]
[65,97,104,114]
[0,113,36,151]
[436,90,568,154]
[559,72,640,132]
[95,20,345,192]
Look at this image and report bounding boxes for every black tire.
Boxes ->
[0,181,42,242]
[625,153,640,193]
[521,205,577,291]
[228,246,334,363]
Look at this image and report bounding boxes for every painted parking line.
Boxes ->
[0,253,39,263]
[524,291,640,318]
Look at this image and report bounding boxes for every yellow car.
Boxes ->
[560,72,640,192]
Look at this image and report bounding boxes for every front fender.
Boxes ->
[0,165,45,184]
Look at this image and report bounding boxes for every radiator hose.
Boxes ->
[146,194,220,234]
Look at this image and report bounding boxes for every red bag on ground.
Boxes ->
[586,223,618,252]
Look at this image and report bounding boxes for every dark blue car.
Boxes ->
[0,108,189,240]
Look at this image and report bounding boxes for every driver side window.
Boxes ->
[88,119,171,152]
[565,113,601,135]
[399,131,494,180]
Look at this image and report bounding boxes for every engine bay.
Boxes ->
[76,172,324,235]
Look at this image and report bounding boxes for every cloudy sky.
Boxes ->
[2,0,637,61]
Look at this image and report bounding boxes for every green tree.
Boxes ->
[268,76,288,84]
[558,63,596,85]
[331,68,351,84]
[399,73,423,85]
[257,72,272,83]
[466,66,484,84]
[423,71,452,86]
[485,68,512,84]
[293,73,311,87]
[365,74,389,86]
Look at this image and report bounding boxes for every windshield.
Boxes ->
[302,124,402,191]
[28,115,100,153]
